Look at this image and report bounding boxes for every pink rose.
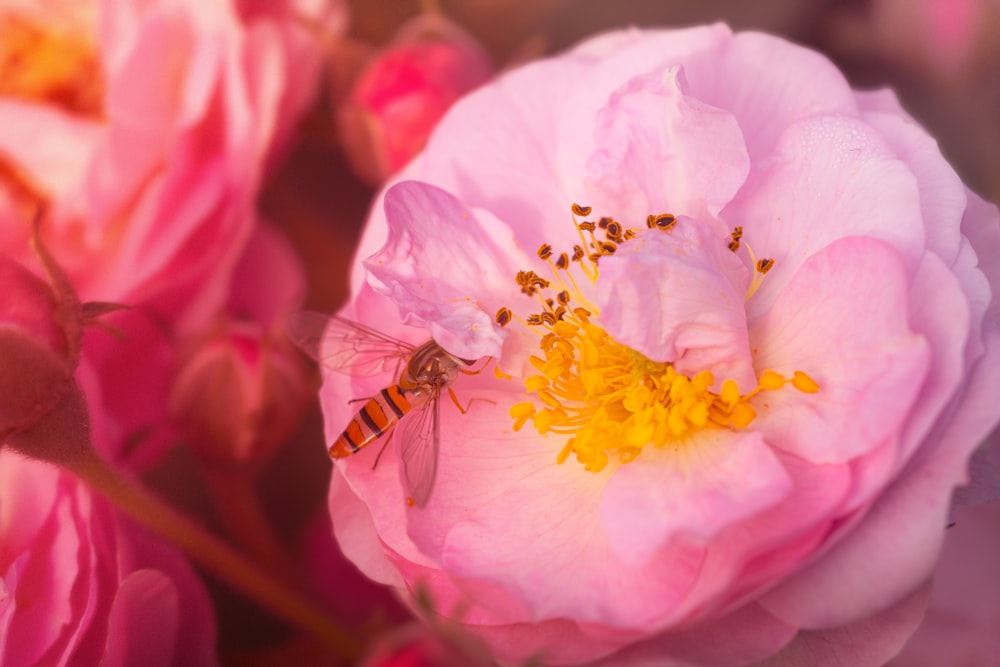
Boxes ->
[319,25,1000,665]
[0,450,217,666]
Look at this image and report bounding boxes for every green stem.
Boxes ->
[63,448,359,661]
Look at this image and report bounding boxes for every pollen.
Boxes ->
[502,204,819,472]
[0,15,103,116]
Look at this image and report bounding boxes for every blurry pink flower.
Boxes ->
[169,319,310,468]
[320,25,1000,665]
[0,450,217,666]
[890,500,1000,666]
[0,0,326,463]
[338,13,494,185]
[870,0,998,76]
[168,221,310,468]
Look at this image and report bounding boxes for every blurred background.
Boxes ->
[174,0,1000,661]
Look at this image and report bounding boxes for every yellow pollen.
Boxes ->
[0,15,103,116]
[502,206,819,472]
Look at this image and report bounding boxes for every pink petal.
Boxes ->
[750,237,930,465]
[756,584,931,667]
[683,31,859,160]
[102,570,179,667]
[597,219,755,390]
[725,116,926,318]
[600,432,791,567]
[584,602,796,667]
[0,100,102,197]
[856,89,967,266]
[680,451,852,611]
[584,65,750,222]
[227,221,306,323]
[364,181,532,359]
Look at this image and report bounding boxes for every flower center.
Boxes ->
[498,205,818,472]
[0,14,103,116]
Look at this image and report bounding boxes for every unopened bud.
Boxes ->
[338,13,494,184]
[0,255,80,437]
[169,322,310,469]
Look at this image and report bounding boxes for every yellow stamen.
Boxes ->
[502,206,819,472]
[0,15,102,116]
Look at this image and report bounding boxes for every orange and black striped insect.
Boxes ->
[287,312,476,507]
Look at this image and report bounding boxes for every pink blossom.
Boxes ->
[319,25,1000,665]
[0,0,325,463]
[870,0,994,76]
[338,13,495,185]
[169,223,311,469]
[0,450,217,666]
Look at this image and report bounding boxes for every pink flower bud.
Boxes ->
[0,254,80,436]
[169,321,310,469]
[338,14,495,184]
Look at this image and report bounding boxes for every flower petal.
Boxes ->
[750,237,930,464]
[597,220,755,390]
[756,584,931,667]
[102,570,179,667]
[584,65,750,222]
[600,432,791,567]
[726,116,926,318]
[364,180,531,359]
[857,89,966,266]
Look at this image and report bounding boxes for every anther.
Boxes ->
[647,213,677,230]
[495,307,512,327]
[572,203,592,216]
[537,244,553,260]
[756,258,775,274]
[571,246,585,261]
[555,253,570,269]
[578,221,596,232]
[605,220,623,241]
[599,241,617,254]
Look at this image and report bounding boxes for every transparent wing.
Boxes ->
[286,311,415,377]
[395,388,441,508]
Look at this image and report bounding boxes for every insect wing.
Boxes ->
[286,311,414,377]
[394,388,441,508]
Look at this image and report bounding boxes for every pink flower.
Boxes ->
[169,223,311,469]
[0,0,326,463]
[319,25,1000,665]
[0,450,217,666]
[338,13,494,185]
[870,0,996,76]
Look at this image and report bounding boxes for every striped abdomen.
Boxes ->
[330,385,413,458]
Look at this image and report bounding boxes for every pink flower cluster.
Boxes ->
[323,24,1000,666]
[1,0,324,662]
[3,2,1000,665]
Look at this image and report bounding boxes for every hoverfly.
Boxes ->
[287,312,478,507]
